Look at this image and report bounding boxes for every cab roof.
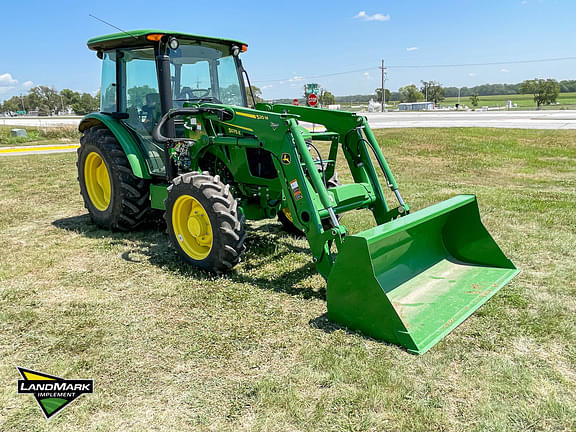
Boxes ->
[87,29,247,51]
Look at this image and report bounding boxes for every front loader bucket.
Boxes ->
[326,195,518,354]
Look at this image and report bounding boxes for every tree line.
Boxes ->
[376,79,562,108]
[444,80,576,97]
[1,86,100,115]
[343,79,576,104]
[3,79,572,115]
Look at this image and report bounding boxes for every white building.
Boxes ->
[398,101,435,111]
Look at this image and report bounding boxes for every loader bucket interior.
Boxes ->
[327,195,518,354]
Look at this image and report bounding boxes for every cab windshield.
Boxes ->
[169,42,246,107]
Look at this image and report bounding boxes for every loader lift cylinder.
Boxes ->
[289,120,340,227]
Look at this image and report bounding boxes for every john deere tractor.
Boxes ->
[78,30,518,354]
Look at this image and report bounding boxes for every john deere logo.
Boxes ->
[281,153,291,164]
[17,367,94,419]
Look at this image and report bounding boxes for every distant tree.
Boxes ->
[444,83,522,97]
[1,96,21,113]
[469,92,479,108]
[71,93,99,115]
[374,88,391,104]
[27,86,61,114]
[320,90,335,106]
[399,84,424,103]
[420,81,445,104]
[520,78,560,108]
[559,80,576,93]
[60,89,81,109]
[246,85,264,106]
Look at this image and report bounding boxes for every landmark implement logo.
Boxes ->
[16,367,93,419]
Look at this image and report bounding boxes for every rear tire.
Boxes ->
[77,126,150,230]
[164,171,246,273]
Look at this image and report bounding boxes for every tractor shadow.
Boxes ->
[53,215,409,353]
[52,214,325,301]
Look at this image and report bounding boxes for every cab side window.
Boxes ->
[123,48,160,133]
[100,51,116,113]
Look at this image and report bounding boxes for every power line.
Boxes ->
[253,55,576,84]
[253,67,375,83]
[389,56,576,69]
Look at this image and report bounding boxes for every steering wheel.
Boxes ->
[177,87,211,100]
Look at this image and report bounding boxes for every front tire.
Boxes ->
[164,171,246,273]
[77,125,150,230]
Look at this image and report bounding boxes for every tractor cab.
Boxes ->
[88,30,249,175]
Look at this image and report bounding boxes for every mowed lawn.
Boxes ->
[441,92,576,109]
[0,128,574,431]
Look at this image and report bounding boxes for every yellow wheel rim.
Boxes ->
[84,152,111,211]
[172,195,213,260]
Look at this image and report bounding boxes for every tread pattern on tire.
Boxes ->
[78,125,150,231]
[164,171,246,273]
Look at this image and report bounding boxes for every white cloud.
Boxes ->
[363,72,372,80]
[406,47,419,52]
[521,1,528,5]
[500,68,510,73]
[261,84,273,89]
[354,11,390,22]
[0,86,16,95]
[288,75,304,82]
[468,72,477,77]
[22,80,34,88]
[0,73,18,87]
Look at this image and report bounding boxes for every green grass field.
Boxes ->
[0,128,574,431]
[336,92,576,110]
[441,92,576,109]
[0,125,80,146]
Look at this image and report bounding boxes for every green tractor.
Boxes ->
[78,30,518,354]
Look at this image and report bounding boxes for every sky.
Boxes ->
[1,0,575,102]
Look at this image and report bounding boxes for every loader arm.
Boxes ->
[155,103,519,354]
[170,103,409,279]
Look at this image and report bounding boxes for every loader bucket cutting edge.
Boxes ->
[326,195,519,354]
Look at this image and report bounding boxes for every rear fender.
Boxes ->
[79,113,152,179]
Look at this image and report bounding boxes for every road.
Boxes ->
[2,110,576,132]
[363,110,576,129]
[0,117,81,128]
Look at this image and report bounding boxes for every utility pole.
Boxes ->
[379,59,387,112]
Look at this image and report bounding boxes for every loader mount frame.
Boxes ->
[150,103,409,279]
